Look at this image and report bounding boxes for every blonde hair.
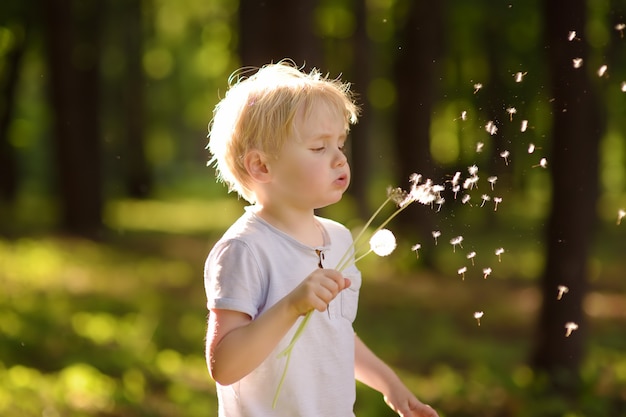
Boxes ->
[207,60,360,203]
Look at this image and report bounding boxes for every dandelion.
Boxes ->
[506,107,517,121]
[476,141,485,153]
[616,23,626,37]
[474,83,483,93]
[598,65,608,77]
[458,266,467,280]
[474,311,484,326]
[528,143,535,153]
[500,150,510,165]
[461,194,472,205]
[450,236,464,252]
[432,230,441,245]
[514,71,527,83]
[557,285,569,300]
[483,267,492,279]
[467,251,476,265]
[493,197,502,211]
[487,176,497,190]
[495,247,505,262]
[411,243,421,258]
[367,229,397,257]
[485,121,498,135]
[572,58,583,68]
[568,30,577,41]
[617,209,625,225]
[565,322,579,337]
[480,194,491,207]
[521,119,529,132]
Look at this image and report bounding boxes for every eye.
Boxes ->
[311,146,325,152]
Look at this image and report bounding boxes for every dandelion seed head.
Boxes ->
[539,157,548,168]
[514,71,526,83]
[598,65,608,77]
[474,311,484,319]
[468,165,479,175]
[557,285,569,300]
[461,194,471,204]
[467,251,476,259]
[572,58,583,68]
[488,176,498,188]
[495,248,504,256]
[369,229,397,257]
[506,107,517,120]
[451,171,461,186]
[483,267,492,278]
[528,143,536,153]
[485,121,498,135]
[568,30,577,41]
[458,266,467,274]
[474,83,483,93]
[432,230,441,239]
[450,236,464,246]
[411,243,421,251]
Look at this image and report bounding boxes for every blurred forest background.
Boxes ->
[1,0,625,416]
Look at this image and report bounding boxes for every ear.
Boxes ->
[243,150,271,183]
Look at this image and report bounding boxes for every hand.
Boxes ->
[383,386,438,417]
[288,268,351,316]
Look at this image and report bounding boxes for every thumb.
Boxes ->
[343,278,351,288]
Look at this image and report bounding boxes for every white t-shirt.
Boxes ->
[204,207,362,417]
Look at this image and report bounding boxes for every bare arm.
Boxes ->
[355,335,438,417]
[206,268,350,386]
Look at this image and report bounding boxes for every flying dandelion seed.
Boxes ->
[617,209,625,225]
[450,236,464,252]
[514,71,527,82]
[493,197,502,211]
[474,311,484,326]
[495,247,505,262]
[476,142,484,153]
[487,176,497,190]
[474,83,483,93]
[533,157,548,168]
[467,251,476,265]
[451,171,461,186]
[460,110,468,121]
[621,82,626,92]
[432,230,441,245]
[506,107,517,121]
[572,58,583,68]
[483,267,492,279]
[557,285,569,300]
[500,150,510,165]
[411,243,421,258]
[436,197,445,212]
[616,23,625,38]
[485,121,498,135]
[521,119,529,132]
[568,30,577,41]
[565,322,579,337]
[598,65,608,77]
[461,194,472,205]
[468,165,479,176]
[528,143,536,153]
[458,266,467,280]
[452,185,460,199]
[480,194,491,207]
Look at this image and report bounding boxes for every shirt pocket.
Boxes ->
[340,273,361,323]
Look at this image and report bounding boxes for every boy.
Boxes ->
[204,61,438,417]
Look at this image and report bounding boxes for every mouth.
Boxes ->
[334,174,349,187]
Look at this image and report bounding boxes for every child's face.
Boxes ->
[267,100,350,210]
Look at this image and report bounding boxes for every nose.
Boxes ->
[334,148,348,167]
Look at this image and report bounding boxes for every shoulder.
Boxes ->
[316,216,352,238]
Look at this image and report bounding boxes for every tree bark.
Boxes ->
[530,0,604,394]
[43,0,104,237]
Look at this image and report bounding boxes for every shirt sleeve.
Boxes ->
[204,238,266,319]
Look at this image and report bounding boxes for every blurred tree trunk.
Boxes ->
[392,0,444,258]
[530,0,604,395]
[43,0,104,237]
[122,0,151,198]
[0,18,27,203]
[238,0,322,69]
[347,0,372,219]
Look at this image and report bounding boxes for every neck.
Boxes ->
[254,204,324,247]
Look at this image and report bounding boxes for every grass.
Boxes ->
[1,197,625,416]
